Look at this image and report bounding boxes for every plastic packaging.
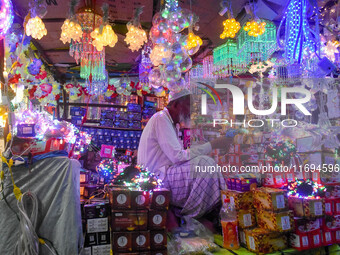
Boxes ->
[220,198,239,250]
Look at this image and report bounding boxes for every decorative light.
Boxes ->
[150,44,172,66]
[60,19,83,44]
[186,32,203,51]
[91,24,118,51]
[287,179,326,199]
[25,16,47,40]
[125,7,148,52]
[96,158,118,181]
[277,0,320,64]
[0,106,8,128]
[0,0,14,40]
[243,20,266,37]
[220,18,240,39]
[322,40,339,62]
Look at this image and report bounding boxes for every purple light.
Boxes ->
[0,0,14,40]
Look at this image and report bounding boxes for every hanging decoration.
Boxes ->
[60,0,83,44]
[25,0,48,40]
[125,7,148,52]
[91,4,118,52]
[287,179,326,199]
[219,0,240,39]
[0,0,14,40]
[277,0,321,64]
[148,0,199,92]
[243,20,266,37]
[138,44,152,92]
[322,40,340,62]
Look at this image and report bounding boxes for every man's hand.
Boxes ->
[210,137,233,150]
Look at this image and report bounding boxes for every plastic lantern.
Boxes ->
[26,16,47,40]
[91,24,118,51]
[243,20,266,37]
[220,18,241,39]
[125,23,147,52]
[60,19,83,44]
[0,0,14,40]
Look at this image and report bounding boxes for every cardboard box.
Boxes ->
[148,210,167,230]
[84,203,109,219]
[112,232,132,252]
[151,189,170,210]
[245,228,287,254]
[294,218,321,234]
[221,190,253,210]
[130,190,150,209]
[150,230,167,250]
[321,230,334,246]
[310,229,322,248]
[253,187,288,211]
[238,228,247,247]
[111,210,148,231]
[290,232,310,251]
[333,229,340,243]
[150,250,167,255]
[131,231,150,251]
[87,218,109,233]
[288,197,324,217]
[109,188,131,210]
[97,232,110,245]
[257,210,294,232]
[237,209,256,229]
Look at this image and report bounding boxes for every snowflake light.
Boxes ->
[186,32,202,51]
[91,24,118,51]
[220,18,241,39]
[244,20,266,37]
[60,19,83,44]
[125,23,147,52]
[26,16,47,40]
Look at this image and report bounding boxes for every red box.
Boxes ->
[325,198,334,216]
[333,229,340,243]
[100,144,115,158]
[294,218,321,234]
[130,190,150,209]
[334,199,340,215]
[111,210,148,231]
[290,232,310,251]
[11,138,66,156]
[148,210,167,230]
[151,189,170,210]
[309,229,322,248]
[150,230,167,250]
[131,231,150,251]
[323,215,340,232]
[112,232,132,252]
[228,154,241,166]
[109,188,131,210]
[321,230,334,246]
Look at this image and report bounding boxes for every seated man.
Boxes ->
[138,89,231,218]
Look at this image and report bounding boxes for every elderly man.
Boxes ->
[138,89,230,218]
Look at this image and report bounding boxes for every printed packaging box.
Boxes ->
[221,190,253,210]
[257,210,294,232]
[253,187,288,212]
[111,210,148,231]
[237,209,256,229]
[288,197,324,218]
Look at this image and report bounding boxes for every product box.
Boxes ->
[244,228,287,254]
[257,210,294,232]
[238,227,247,247]
[237,209,256,229]
[11,137,66,156]
[321,230,334,246]
[16,124,36,137]
[71,115,83,125]
[114,120,129,129]
[109,188,131,210]
[127,103,142,113]
[130,189,150,209]
[115,111,128,120]
[253,187,288,212]
[334,229,340,243]
[97,232,111,245]
[288,197,324,217]
[85,233,98,247]
[290,232,310,251]
[128,121,142,129]
[150,250,167,255]
[310,229,322,248]
[111,210,148,231]
[235,178,257,192]
[112,232,132,252]
[221,190,253,210]
[148,210,167,230]
[294,218,321,234]
[86,218,109,233]
[131,231,150,251]
[92,244,111,255]
[84,184,102,199]
[322,215,340,232]
[70,107,86,116]
[84,202,109,219]
[100,144,115,158]
[150,230,167,250]
[325,197,335,215]
[150,189,170,210]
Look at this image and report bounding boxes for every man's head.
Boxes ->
[167,88,192,127]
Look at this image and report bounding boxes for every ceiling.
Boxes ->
[11,0,290,82]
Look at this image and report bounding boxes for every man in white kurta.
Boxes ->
[138,89,229,218]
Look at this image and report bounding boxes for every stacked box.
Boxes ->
[110,188,170,254]
[83,202,111,255]
[253,187,289,212]
[288,196,324,218]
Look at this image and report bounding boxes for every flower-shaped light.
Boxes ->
[185,32,202,51]
[244,20,266,37]
[26,16,47,40]
[60,19,83,44]
[125,23,147,52]
[91,24,118,51]
[220,18,241,39]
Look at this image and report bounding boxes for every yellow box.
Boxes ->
[245,228,287,254]
[221,190,253,210]
[238,209,256,229]
[253,187,288,211]
[257,210,294,232]
[288,196,324,218]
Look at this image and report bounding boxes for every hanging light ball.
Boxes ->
[149,43,172,66]
[244,20,266,37]
[0,0,14,40]
[91,24,118,51]
[185,32,202,55]
[220,18,241,39]
[60,19,83,44]
[125,23,148,52]
[26,16,47,40]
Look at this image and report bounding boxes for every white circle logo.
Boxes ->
[117,194,127,204]
[136,195,146,205]
[153,214,163,225]
[155,195,165,205]
[154,233,164,244]
[117,236,128,247]
[136,235,146,246]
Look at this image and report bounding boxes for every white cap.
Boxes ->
[168,88,192,103]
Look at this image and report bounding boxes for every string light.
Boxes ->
[0,0,14,40]
[186,32,203,51]
[125,23,147,52]
[60,19,83,44]
[96,158,118,180]
[91,24,118,52]
[25,16,47,40]
[243,20,266,37]
[220,18,241,39]
[322,40,339,62]
[287,179,326,199]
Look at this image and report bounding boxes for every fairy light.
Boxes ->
[288,179,326,199]
[60,19,83,44]
[322,40,340,62]
[0,0,14,40]
[26,16,47,40]
[91,24,118,51]
[149,44,172,66]
[96,158,118,180]
[125,23,147,52]
[220,18,241,39]
[243,20,266,37]
[186,32,203,51]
